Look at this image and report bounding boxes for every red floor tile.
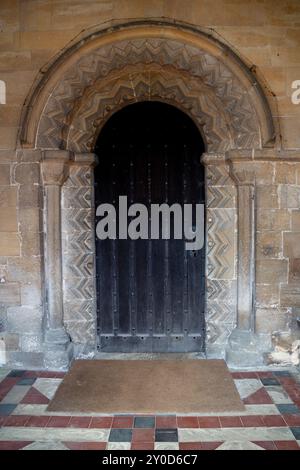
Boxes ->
[55,372,66,379]
[47,416,71,427]
[0,377,19,398]
[231,372,242,379]
[0,441,32,450]
[131,442,155,450]
[262,415,286,427]
[243,388,273,405]
[156,416,177,428]
[179,442,203,450]
[240,415,265,427]
[132,428,155,442]
[112,416,134,428]
[90,417,113,428]
[219,416,243,427]
[274,441,300,450]
[237,372,259,379]
[201,442,223,450]
[26,415,50,427]
[64,441,106,450]
[24,371,39,378]
[38,371,58,378]
[21,388,49,404]
[69,416,91,428]
[252,441,277,450]
[256,371,274,379]
[284,414,300,426]
[197,417,220,428]
[177,416,199,428]
[3,415,30,427]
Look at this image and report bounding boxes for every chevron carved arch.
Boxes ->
[67,64,234,153]
[21,21,275,151]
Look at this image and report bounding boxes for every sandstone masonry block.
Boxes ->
[257,231,282,259]
[0,283,20,306]
[256,259,288,284]
[0,233,20,256]
[0,164,10,185]
[256,308,291,334]
[14,163,40,185]
[6,306,43,334]
[257,209,291,231]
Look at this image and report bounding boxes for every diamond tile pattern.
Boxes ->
[0,368,300,450]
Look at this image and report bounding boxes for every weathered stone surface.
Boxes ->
[289,258,300,282]
[257,231,282,259]
[280,284,300,308]
[20,334,43,353]
[256,259,288,284]
[0,187,17,206]
[291,211,300,231]
[275,163,297,184]
[283,232,300,258]
[6,306,43,334]
[0,233,20,256]
[19,185,42,208]
[14,163,40,184]
[7,257,42,283]
[256,308,291,334]
[18,149,42,162]
[0,283,20,306]
[0,164,11,184]
[256,284,279,307]
[21,231,42,257]
[256,185,279,208]
[257,209,290,231]
[280,185,300,209]
[19,208,43,233]
[20,282,42,306]
[0,207,17,231]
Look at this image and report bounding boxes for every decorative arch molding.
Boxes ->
[19,20,278,368]
[20,19,275,152]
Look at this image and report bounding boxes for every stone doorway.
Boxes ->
[18,20,276,369]
[94,101,206,353]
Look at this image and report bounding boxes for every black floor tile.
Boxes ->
[261,377,280,386]
[7,370,25,378]
[18,377,36,386]
[155,428,178,442]
[290,427,300,440]
[0,404,17,416]
[273,371,291,377]
[277,404,300,415]
[109,428,132,442]
[134,416,155,428]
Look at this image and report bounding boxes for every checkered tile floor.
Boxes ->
[0,368,300,450]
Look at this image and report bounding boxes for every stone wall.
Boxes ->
[0,0,300,368]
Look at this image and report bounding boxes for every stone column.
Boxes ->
[226,155,270,366]
[41,150,73,369]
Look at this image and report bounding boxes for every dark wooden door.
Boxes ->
[94,102,205,352]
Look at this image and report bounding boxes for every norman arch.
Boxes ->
[19,20,276,368]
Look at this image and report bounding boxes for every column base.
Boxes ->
[226,328,271,368]
[44,328,73,371]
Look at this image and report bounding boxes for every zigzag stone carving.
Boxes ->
[37,37,260,151]
[207,208,236,280]
[67,66,231,153]
[206,280,237,345]
[62,165,96,347]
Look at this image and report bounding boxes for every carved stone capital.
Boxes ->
[201,152,226,166]
[71,152,98,167]
[41,150,72,186]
